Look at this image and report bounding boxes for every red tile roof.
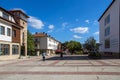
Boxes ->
[33,33,48,37]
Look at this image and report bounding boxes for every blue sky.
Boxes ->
[0,0,112,43]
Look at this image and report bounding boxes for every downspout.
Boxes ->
[119,2,120,59]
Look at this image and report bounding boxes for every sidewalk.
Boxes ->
[0,55,120,80]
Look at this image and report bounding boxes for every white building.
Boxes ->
[98,0,120,58]
[33,32,61,56]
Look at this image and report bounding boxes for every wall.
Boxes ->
[47,37,59,50]
[12,26,20,43]
[39,37,47,49]
[0,21,12,42]
[99,0,120,53]
[0,10,15,23]
[20,19,27,56]
[0,41,20,60]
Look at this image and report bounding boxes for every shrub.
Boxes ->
[75,51,83,55]
[88,51,101,59]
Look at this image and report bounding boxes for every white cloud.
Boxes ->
[70,27,89,34]
[61,22,69,30]
[47,24,55,33]
[11,8,26,13]
[93,20,98,25]
[85,20,90,24]
[62,22,68,27]
[28,16,44,29]
[94,31,99,35]
[11,8,45,30]
[73,35,82,39]
[48,24,54,29]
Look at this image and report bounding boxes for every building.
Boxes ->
[33,32,61,56]
[0,7,29,60]
[98,0,120,58]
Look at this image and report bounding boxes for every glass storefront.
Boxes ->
[0,44,10,55]
[12,45,19,54]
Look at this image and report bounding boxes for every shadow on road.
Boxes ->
[45,55,120,61]
[46,55,89,60]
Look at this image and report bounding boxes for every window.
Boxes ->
[49,38,51,41]
[105,38,110,48]
[0,26,5,35]
[35,38,38,42]
[7,28,11,36]
[22,32,24,42]
[105,27,110,36]
[3,12,9,20]
[49,44,51,47]
[0,44,10,55]
[12,45,19,54]
[12,30,16,37]
[35,44,37,47]
[105,14,110,26]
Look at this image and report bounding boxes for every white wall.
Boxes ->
[47,37,59,50]
[0,22,12,42]
[99,0,120,53]
[35,36,59,51]
[0,10,2,17]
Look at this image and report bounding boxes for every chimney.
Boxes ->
[35,32,38,34]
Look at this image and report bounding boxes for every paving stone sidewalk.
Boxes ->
[0,55,120,80]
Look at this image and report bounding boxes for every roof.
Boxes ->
[98,0,115,21]
[0,16,23,28]
[0,7,29,18]
[0,7,23,28]
[9,10,29,18]
[33,32,61,43]
[33,33,48,37]
[0,7,13,16]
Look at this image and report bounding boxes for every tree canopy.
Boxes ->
[62,40,82,53]
[83,37,97,51]
[27,30,35,52]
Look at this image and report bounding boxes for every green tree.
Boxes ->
[83,37,96,51]
[62,41,69,50]
[27,30,35,55]
[62,40,82,54]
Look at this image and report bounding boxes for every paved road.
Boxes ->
[0,55,120,80]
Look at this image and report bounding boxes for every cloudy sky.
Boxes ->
[0,0,112,43]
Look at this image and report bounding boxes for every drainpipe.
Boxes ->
[119,3,120,59]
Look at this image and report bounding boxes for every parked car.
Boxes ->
[55,50,63,54]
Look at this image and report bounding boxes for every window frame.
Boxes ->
[12,45,19,55]
[105,38,110,48]
[0,26,5,35]
[7,28,11,36]
[12,30,16,37]
[0,44,10,55]
[105,26,110,36]
[2,12,9,20]
[104,14,110,26]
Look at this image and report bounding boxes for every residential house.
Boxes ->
[98,0,120,58]
[0,7,29,60]
[33,32,61,56]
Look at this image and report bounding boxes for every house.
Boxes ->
[33,32,61,56]
[0,7,29,60]
[98,0,120,58]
